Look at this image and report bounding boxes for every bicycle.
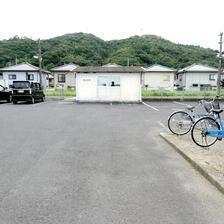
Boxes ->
[168,96,219,135]
[191,103,224,147]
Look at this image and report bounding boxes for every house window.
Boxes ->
[8,74,16,80]
[163,75,170,81]
[200,84,212,91]
[58,74,66,83]
[0,72,3,79]
[26,73,34,81]
[97,76,120,87]
[192,84,198,87]
[209,74,215,81]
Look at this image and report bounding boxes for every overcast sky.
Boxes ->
[1,0,224,49]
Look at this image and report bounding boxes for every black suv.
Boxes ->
[12,81,45,104]
[0,85,12,102]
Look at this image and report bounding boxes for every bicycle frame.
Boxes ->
[206,114,224,138]
[207,129,224,138]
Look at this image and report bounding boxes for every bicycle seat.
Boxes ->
[211,109,223,114]
[187,105,195,110]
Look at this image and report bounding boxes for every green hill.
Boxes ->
[0,33,218,70]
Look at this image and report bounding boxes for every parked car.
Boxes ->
[0,84,12,102]
[12,81,45,104]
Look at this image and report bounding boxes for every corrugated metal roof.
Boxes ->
[51,63,78,71]
[0,63,50,73]
[74,66,144,73]
[178,64,218,73]
[144,64,176,72]
[102,63,122,67]
[0,63,39,71]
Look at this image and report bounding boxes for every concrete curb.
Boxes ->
[45,96,75,101]
[143,96,224,101]
[45,96,224,102]
[160,132,224,195]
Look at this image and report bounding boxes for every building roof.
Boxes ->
[0,63,50,73]
[102,63,122,67]
[51,63,78,72]
[178,64,218,73]
[144,64,176,72]
[74,66,144,73]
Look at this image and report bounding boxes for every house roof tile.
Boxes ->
[74,66,144,73]
[178,64,218,73]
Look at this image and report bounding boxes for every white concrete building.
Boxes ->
[51,63,78,89]
[75,66,143,103]
[176,64,218,90]
[143,64,176,90]
[0,63,50,88]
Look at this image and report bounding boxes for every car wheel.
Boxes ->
[7,95,12,103]
[13,100,17,104]
[31,97,35,104]
[41,96,45,102]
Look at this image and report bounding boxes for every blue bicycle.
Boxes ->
[191,101,224,147]
[168,98,217,135]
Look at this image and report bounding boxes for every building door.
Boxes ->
[97,76,121,101]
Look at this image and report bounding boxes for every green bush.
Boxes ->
[44,89,76,96]
[142,89,224,97]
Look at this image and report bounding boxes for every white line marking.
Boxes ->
[173,101,189,106]
[143,102,159,111]
[58,101,72,105]
[158,121,167,130]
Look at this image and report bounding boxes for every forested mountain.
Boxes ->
[0,33,218,70]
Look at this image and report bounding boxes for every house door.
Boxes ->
[97,76,121,101]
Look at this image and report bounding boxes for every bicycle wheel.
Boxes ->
[191,117,220,147]
[168,111,193,135]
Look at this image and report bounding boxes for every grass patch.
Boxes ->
[45,88,224,97]
[142,89,224,97]
[45,89,76,96]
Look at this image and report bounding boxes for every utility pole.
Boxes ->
[217,32,223,96]
[38,39,43,87]
[15,55,18,65]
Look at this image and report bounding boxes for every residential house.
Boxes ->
[75,66,144,103]
[143,64,176,90]
[51,63,78,89]
[176,64,218,90]
[0,63,50,88]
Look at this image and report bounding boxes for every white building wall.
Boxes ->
[53,72,76,89]
[2,71,48,88]
[76,73,141,102]
[144,72,174,90]
[120,74,141,101]
[76,74,97,101]
[185,72,217,90]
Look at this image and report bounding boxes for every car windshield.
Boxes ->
[13,82,30,89]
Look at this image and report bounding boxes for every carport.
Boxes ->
[75,66,143,103]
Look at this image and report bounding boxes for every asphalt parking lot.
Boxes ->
[0,100,224,224]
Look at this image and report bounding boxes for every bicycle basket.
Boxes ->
[212,101,220,109]
[203,102,212,113]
